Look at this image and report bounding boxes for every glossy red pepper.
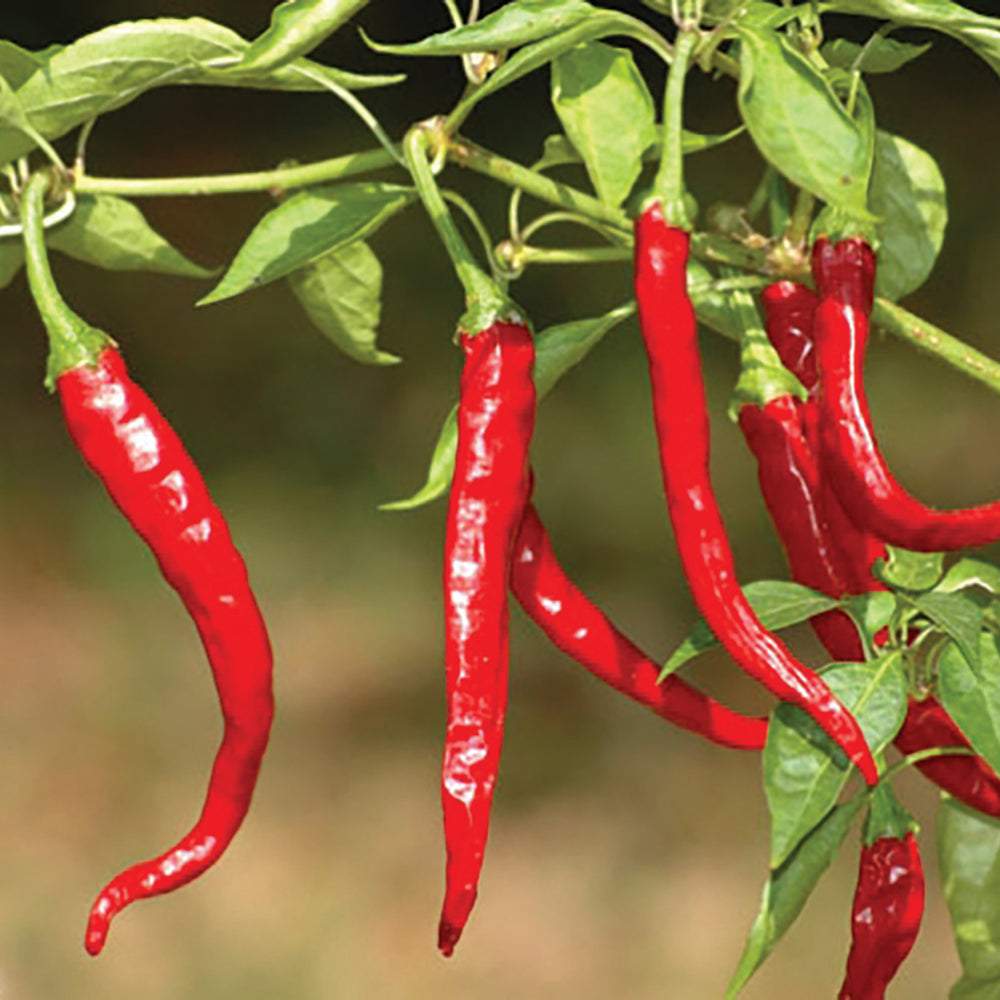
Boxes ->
[510,501,768,751]
[634,202,876,785]
[438,320,535,957]
[814,237,1000,552]
[60,349,274,957]
[839,832,924,999]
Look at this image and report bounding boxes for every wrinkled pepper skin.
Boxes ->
[895,697,1000,819]
[510,502,768,751]
[634,203,877,786]
[814,237,1000,552]
[57,349,274,957]
[439,321,535,958]
[839,833,925,1000]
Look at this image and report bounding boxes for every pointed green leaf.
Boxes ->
[0,18,400,167]
[939,796,1000,995]
[660,581,841,680]
[365,0,596,55]
[239,0,371,72]
[940,635,1000,778]
[200,182,415,306]
[550,41,656,207]
[0,40,47,89]
[288,240,397,365]
[876,544,945,591]
[381,302,635,510]
[938,559,1000,598]
[822,37,932,74]
[47,194,212,277]
[764,655,907,868]
[735,25,874,216]
[726,796,866,998]
[870,130,948,301]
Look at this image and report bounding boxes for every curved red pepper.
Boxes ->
[814,237,1000,552]
[439,321,535,957]
[510,501,768,751]
[839,832,924,1000]
[59,349,274,957]
[634,203,877,785]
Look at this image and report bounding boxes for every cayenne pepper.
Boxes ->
[510,500,767,751]
[438,320,535,957]
[839,832,925,1000]
[20,173,274,956]
[634,202,877,785]
[813,237,1000,553]
[757,278,1000,819]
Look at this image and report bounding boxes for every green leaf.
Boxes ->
[200,182,416,306]
[47,194,212,277]
[876,545,945,592]
[726,795,866,998]
[822,1,1000,83]
[550,41,656,207]
[842,590,897,641]
[239,0,370,72]
[939,796,1000,995]
[0,239,23,288]
[660,581,840,680]
[0,40,47,89]
[381,302,635,511]
[940,636,1000,778]
[870,130,948,301]
[822,37,932,74]
[911,592,984,674]
[764,654,907,868]
[735,25,874,216]
[364,0,596,55]
[938,559,1000,598]
[0,18,400,167]
[287,240,397,366]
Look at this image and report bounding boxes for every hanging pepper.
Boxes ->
[19,173,274,957]
[634,202,877,785]
[510,500,767,751]
[438,320,535,958]
[813,237,1000,553]
[839,831,925,999]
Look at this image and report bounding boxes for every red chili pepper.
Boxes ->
[634,202,877,785]
[759,284,1000,818]
[895,696,1000,819]
[60,349,274,957]
[814,237,1000,552]
[510,501,767,751]
[839,832,925,1000]
[438,320,535,957]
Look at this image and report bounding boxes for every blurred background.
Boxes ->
[0,1,999,997]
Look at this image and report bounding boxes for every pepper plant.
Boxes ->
[5,0,1000,996]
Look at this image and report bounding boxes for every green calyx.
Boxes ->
[20,170,113,390]
[863,779,917,845]
[724,279,806,418]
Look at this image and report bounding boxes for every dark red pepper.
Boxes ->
[63,349,275,956]
[839,832,924,999]
[510,500,767,751]
[634,203,877,785]
[438,320,535,957]
[814,237,1000,553]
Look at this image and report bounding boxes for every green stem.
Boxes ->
[441,188,502,282]
[507,245,633,267]
[520,211,631,246]
[75,148,397,198]
[746,165,775,222]
[653,28,697,225]
[785,188,816,247]
[881,744,976,785]
[449,137,631,233]
[873,298,1000,398]
[20,171,111,388]
[404,124,509,333]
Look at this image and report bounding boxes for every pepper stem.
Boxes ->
[403,121,514,335]
[653,27,697,227]
[20,170,112,390]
